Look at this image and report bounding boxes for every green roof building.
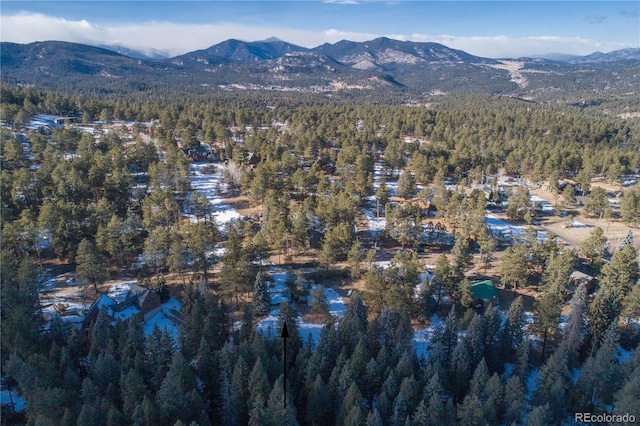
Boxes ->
[470,280,498,303]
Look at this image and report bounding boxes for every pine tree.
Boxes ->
[278,302,302,359]
[141,394,159,426]
[433,253,454,303]
[579,226,608,270]
[347,241,366,278]
[450,339,472,401]
[441,306,459,361]
[411,400,428,426]
[536,282,563,360]
[338,382,364,425]
[337,294,368,354]
[310,285,330,317]
[122,368,146,418]
[157,365,186,425]
[451,235,473,281]
[477,226,496,274]
[620,229,634,248]
[483,373,502,424]
[534,347,568,412]
[219,375,238,426]
[504,375,525,424]
[253,272,271,317]
[345,405,364,426]
[575,322,619,411]
[464,314,486,372]
[350,337,371,391]
[589,287,622,346]
[502,296,527,359]
[457,278,473,310]
[560,284,586,361]
[248,394,267,426]
[526,404,551,426]
[231,357,250,425]
[76,238,106,290]
[468,359,489,398]
[390,392,408,426]
[266,376,299,426]
[396,171,416,201]
[501,243,529,294]
[613,364,640,416]
[131,404,145,426]
[375,183,391,217]
[622,281,640,321]
[306,375,331,426]
[366,408,383,426]
[515,339,532,381]
[248,358,270,411]
[457,393,484,426]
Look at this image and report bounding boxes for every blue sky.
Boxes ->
[1,1,638,58]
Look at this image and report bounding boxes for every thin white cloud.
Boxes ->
[0,11,634,59]
[390,33,629,58]
[0,12,333,56]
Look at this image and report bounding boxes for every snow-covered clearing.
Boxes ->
[372,161,398,195]
[188,163,240,227]
[530,195,553,213]
[363,207,386,234]
[256,272,347,346]
[486,214,547,243]
[413,313,444,360]
[487,60,527,88]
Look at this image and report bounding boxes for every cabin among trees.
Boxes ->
[567,270,597,299]
[181,145,217,162]
[470,280,498,308]
[83,283,161,327]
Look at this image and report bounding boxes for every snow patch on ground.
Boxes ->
[486,214,547,243]
[189,163,240,227]
[526,369,540,400]
[530,195,554,213]
[566,221,588,228]
[570,368,582,385]
[413,314,444,360]
[256,282,347,346]
[363,208,387,234]
[615,345,636,363]
[314,285,346,317]
[0,389,26,412]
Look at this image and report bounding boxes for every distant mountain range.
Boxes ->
[2,37,639,100]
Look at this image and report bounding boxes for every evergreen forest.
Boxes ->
[1,85,639,425]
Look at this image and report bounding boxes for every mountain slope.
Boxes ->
[188,38,308,62]
[312,37,497,68]
[97,44,168,60]
[568,48,640,63]
[1,39,638,102]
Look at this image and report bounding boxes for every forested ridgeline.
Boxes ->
[1,85,639,425]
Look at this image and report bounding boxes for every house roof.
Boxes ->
[470,280,498,302]
[570,270,594,281]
